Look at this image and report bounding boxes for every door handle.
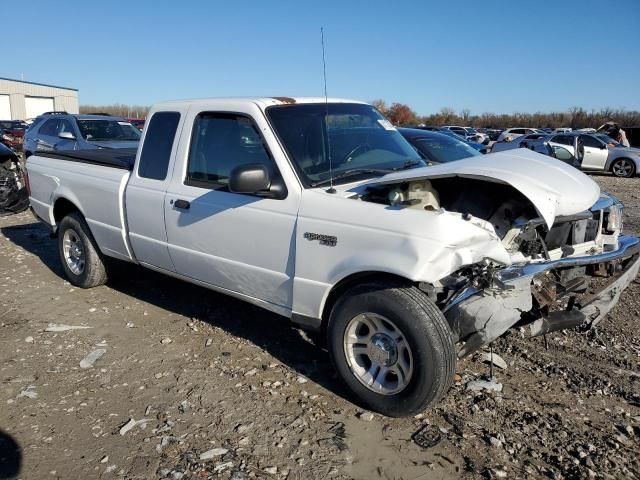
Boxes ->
[173,199,190,210]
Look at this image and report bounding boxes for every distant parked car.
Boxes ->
[23,113,141,158]
[441,126,489,144]
[128,118,145,130]
[496,127,544,142]
[547,132,640,177]
[414,125,444,132]
[553,127,572,133]
[490,133,549,153]
[436,129,488,153]
[0,120,28,151]
[482,128,503,141]
[399,128,482,164]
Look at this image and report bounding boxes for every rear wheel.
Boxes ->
[327,281,456,417]
[611,158,635,178]
[58,213,108,288]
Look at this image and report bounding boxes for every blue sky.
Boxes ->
[10,0,640,115]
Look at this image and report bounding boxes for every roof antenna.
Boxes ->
[321,27,336,194]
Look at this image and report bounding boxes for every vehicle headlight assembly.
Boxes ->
[606,204,623,232]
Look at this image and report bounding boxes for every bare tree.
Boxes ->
[370,99,388,116]
[460,109,471,124]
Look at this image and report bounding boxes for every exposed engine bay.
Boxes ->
[358,176,639,357]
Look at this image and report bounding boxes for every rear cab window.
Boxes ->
[137,112,181,180]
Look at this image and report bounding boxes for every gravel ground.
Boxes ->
[0,174,639,480]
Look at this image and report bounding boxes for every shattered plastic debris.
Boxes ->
[213,461,233,473]
[80,349,106,369]
[412,424,442,449]
[45,323,92,332]
[480,352,508,370]
[119,418,152,436]
[466,377,503,392]
[16,385,37,399]
[199,448,229,460]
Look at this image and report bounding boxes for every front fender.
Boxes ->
[292,212,511,321]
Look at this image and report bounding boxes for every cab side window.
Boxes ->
[552,135,573,146]
[39,119,59,136]
[185,112,276,190]
[59,120,75,135]
[580,135,602,148]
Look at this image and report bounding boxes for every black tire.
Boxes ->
[611,158,636,178]
[327,281,456,417]
[57,212,108,288]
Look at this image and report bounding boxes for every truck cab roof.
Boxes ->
[152,96,367,111]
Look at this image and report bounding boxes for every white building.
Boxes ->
[0,77,79,121]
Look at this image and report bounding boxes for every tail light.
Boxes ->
[22,163,30,196]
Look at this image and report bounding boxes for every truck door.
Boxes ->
[579,134,608,170]
[163,102,299,311]
[125,111,183,272]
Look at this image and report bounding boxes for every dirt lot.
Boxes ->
[0,175,639,480]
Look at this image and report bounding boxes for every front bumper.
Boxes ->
[445,235,640,357]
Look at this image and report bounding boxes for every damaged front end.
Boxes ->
[441,196,640,357]
[358,152,640,357]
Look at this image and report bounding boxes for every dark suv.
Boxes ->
[23,113,141,158]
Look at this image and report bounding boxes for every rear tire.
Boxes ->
[611,158,635,178]
[57,213,108,288]
[327,281,455,417]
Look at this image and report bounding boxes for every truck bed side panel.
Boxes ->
[27,155,134,262]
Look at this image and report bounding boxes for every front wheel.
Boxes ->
[327,282,456,417]
[611,158,636,178]
[58,213,108,288]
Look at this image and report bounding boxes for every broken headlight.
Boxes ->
[605,203,623,233]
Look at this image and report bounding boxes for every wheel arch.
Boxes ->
[52,196,85,233]
[319,271,415,333]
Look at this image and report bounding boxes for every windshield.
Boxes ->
[595,134,619,146]
[267,103,424,187]
[77,120,141,141]
[464,127,478,134]
[440,130,470,142]
[410,134,481,163]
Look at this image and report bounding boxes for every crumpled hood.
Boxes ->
[89,140,140,149]
[364,148,600,228]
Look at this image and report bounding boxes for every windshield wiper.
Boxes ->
[310,168,393,187]
[391,159,423,171]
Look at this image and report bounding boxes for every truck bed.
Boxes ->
[34,148,137,171]
[27,150,135,262]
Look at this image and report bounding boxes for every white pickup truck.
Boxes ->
[26,97,640,416]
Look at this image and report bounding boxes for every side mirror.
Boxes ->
[600,144,607,149]
[58,131,76,140]
[229,164,271,195]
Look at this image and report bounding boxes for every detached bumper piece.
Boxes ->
[445,235,640,358]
